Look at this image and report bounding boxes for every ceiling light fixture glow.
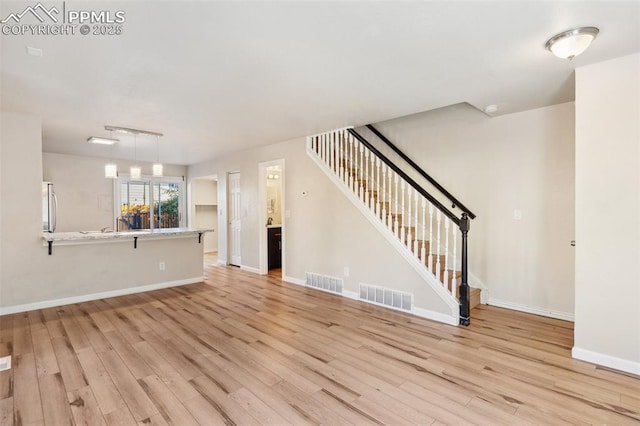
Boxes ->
[545,27,599,60]
[88,136,119,145]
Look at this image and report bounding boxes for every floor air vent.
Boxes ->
[359,283,413,312]
[305,272,343,295]
[0,356,11,372]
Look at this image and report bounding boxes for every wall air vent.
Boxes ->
[359,283,413,312]
[305,272,343,295]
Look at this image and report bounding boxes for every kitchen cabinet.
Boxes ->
[268,226,281,269]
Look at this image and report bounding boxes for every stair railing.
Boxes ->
[365,124,476,220]
[308,128,471,325]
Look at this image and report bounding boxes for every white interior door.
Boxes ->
[228,172,242,266]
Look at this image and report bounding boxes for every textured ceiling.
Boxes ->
[1,1,639,165]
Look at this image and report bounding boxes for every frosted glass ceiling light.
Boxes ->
[153,135,163,177]
[88,136,119,145]
[545,27,599,60]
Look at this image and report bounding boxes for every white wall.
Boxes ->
[358,102,576,319]
[573,53,640,375]
[43,152,187,232]
[1,111,202,310]
[189,138,452,317]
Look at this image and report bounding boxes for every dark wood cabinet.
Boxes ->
[268,227,282,269]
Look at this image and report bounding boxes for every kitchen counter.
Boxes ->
[43,227,213,253]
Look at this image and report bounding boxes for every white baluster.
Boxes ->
[407,186,412,251]
[323,133,327,165]
[436,210,442,282]
[381,163,386,222]
[369,152,377,212]
[349,135,354,191]
[364,148,369,205]
[452,225,458,296]
[388,167,393,229]
[359,143,364,200]
[354,140,359,194]
[428,203,434,272]
[444,219,450,292]
[400,181,406,243]
[338,133,344,182]
[394,173,399,236]
[421,199,426,264]
[319,134,323,162]
[414,192,419,257]
[375,158,381,218]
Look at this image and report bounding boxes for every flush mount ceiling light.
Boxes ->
[545,27,599,60]
[88,136,119,145]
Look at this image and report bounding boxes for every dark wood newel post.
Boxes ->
[459,213,470,326]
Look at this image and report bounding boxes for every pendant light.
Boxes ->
[152,135,163,177]
[130,134,142,180]
[104,130,118,179]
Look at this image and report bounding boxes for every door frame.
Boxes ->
[227,171,242,266]
[258,159,285,275]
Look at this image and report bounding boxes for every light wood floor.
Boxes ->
[0,267,638,425]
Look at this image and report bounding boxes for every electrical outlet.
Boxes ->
[159,262,166,271]
[0,356,11,372]
[514,209,523,220]
[344,267,350,277]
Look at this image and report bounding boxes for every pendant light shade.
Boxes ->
[105,163,118,179]
[153,135,163,177]
[130,134,141,179]
[130,165,142,180]
[153,163,163,177]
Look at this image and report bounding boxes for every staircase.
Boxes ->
[307,127,480,325]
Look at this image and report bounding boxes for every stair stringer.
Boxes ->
[306,141,459,326]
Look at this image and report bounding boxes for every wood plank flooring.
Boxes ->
[0,265,638,425]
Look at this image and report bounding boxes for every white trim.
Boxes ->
[307,126,354,139]
[281,277,457,326]
[282,276,305,286]
[216,259,227,266]
[0,277,204,316]
[488,297,574,321]
[468,272,489,304]
[413,307,459,326]
[572,347,640,376]
[240,265,263,275]
[343,290,359,300]
[306,144,459,324]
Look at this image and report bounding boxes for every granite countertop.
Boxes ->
[43,227,214,243]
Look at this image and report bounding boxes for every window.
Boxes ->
[116,176,184,230]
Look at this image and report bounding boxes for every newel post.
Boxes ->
[459,213,470,326]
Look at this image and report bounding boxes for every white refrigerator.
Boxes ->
[42,182,57,232]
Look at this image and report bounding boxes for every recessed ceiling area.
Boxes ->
[1,1,639,165]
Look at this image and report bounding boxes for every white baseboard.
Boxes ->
[0,277,204,316]
[572,346,640,376]
[282,276,457,326]
[240,265,263,275]
[343,290,359,300]
[488,297,574,322]
[216,260,227,266]
[282,276,305,286]
[413,307,459,326]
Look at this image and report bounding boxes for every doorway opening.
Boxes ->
[259,160,285,277]
[228,172,242,267]
[190,175,218,270]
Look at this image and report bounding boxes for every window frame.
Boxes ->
[113,174,186,231]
